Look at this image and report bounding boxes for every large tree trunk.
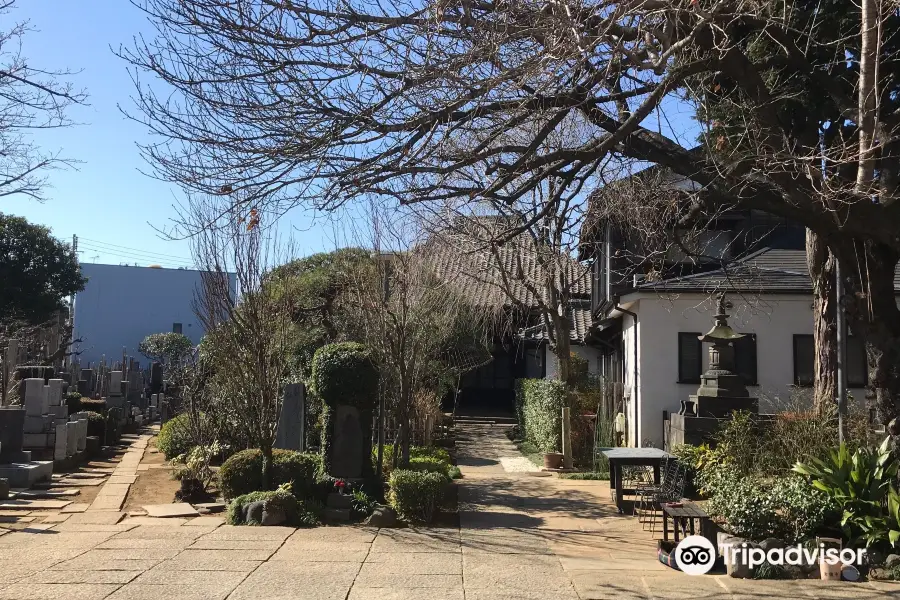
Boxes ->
[806,230,837,413]
[836,240,900,435]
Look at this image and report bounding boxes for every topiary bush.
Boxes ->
[310,342,379,409]
[408,456,461,480]
[388,469,447,525]
[84,411,105,439]
[515,378,566,453]
[156,413,197,460]
[310,342,379,477]
[226,487,320,527]
[219,448,324,500]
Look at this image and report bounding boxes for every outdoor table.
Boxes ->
[661,501,709,542]
[600,447,673,513]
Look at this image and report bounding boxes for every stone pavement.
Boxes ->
[0,422,896,599]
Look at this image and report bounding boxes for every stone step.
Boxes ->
[327,493,353,510]
[322,507,350,522]
[16,488,79,499]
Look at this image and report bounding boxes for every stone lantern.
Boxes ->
[668,293,758,447]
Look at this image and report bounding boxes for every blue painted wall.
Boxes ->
[73,263,236,366]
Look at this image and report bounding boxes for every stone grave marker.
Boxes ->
[275,383,305,452]
[331,404,364,479]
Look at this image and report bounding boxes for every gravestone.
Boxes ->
[54,422,68,460]
[150,362,163,395]
[109,371,123,396]
[24,378,48,418]
[275,383,305,452]
[76,379,89,396]
[80,369,94,395]
[331,404,363,479]
[0,407,27,463]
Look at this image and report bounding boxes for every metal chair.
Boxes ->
[636,459,686,534]
[633,454,672,522]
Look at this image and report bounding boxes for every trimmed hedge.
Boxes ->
[226,489,320,527]
[375,445,453,477]
[310,342,378,409]
[388,469,447,524]
[80,398,107,414]
[156,413,196,460]
[515,379,566,453]
[219,449,324,500]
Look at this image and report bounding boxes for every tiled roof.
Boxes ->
[635,247,900,293]
[422,219,591,342]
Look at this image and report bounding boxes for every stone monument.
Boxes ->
[668,293,758,447]
[275,383,306,452]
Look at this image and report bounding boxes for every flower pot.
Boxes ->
[543,452,564,469]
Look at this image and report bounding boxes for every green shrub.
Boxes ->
[375,445,454,477]
[219,448,324,500]
[310,342,379,409]
[771,475,837,543]
[515,378,566,453]
[706,472,783,540]
[388,469,447,524]
[350,488,377,519]
[226,487,320,527]
[559,472,609,480]
[84,411,105,439]
[65,391,82,414]
[156,413,196,460]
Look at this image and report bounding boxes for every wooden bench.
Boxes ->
[661,501,709,542]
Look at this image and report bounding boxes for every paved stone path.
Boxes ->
[0,421,897,599]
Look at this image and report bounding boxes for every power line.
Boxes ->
[77,243,196,268]
[78,237,194,262]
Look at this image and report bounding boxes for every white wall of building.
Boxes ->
[622,292,865,447]
[74,264,236,366]
[544,343,601,379]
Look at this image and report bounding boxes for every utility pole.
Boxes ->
[836,257,847,444]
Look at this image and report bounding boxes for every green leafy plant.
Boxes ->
[771,475,838,543]
[374,444,453,477]
[219,448,323,500]
[793,437,898,546]
[706,472,785,540]
[139,332,194,367]
[350,488,376,518]
[310,342,379,410]
[156,413,199,460]
[84,411,105,439]
[226,482,320,527]
[172,441,222,488]
[515,378,566,453]
[388,469,447,524]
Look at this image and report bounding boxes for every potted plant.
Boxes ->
[543,451,564,469]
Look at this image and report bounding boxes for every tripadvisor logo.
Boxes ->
[674,536,867,576]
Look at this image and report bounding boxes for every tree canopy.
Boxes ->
[138,332,194,366]
[0,213,84,324]
[125,0,900,426]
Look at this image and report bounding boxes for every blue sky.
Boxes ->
[4,1,342,268]
[5,2,699,268]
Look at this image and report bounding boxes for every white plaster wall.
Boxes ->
[627,292,865,447]
[543,343,601,380]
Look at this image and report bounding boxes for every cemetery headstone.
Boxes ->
[331,404,363,479]
[275,383,305,452]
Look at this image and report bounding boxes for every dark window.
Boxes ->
[793,334,814,386]
[734,334,758,386]
[173,323,183,334]
[678,332,702,383]
[794,334,866,388]
[847,336,867,388]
